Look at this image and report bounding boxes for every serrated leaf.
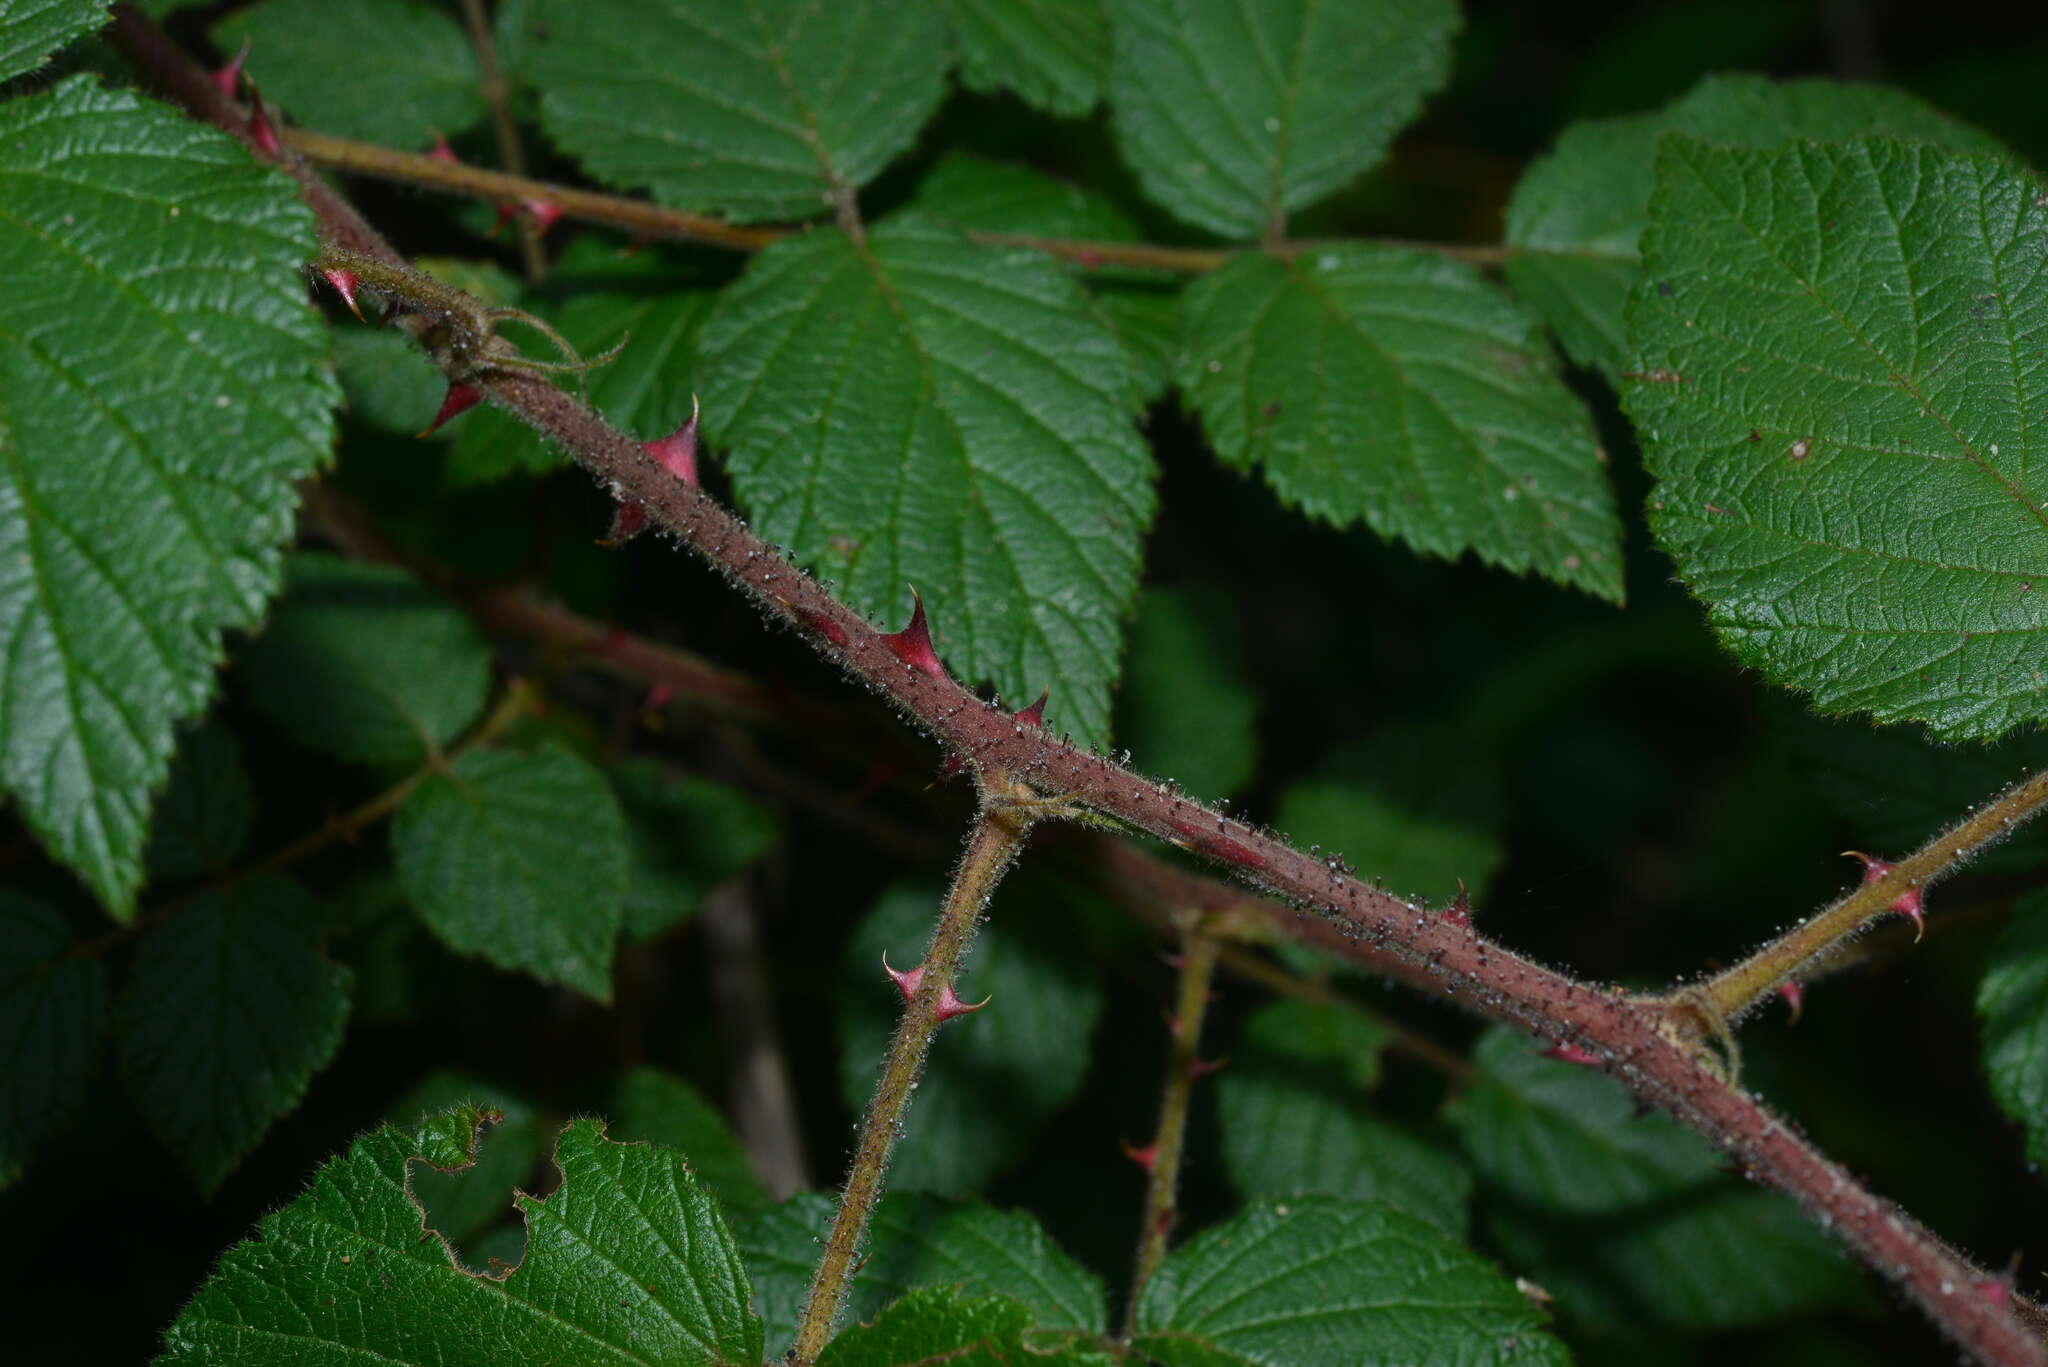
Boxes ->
[387,1071,545,1252]
[214,0,483,150]
[940,0,1106,117]
[239,552,493,767]
[0,0,107,82]
[1627,138,2048,740]
[608,1065,768,1217]
[1217,999,1471,1236]
[393,741,628,1000]
[118,873,349,1191]
[1114,586,1257,799]
[1132,1197,1569,1367]
[700,220,1154,744]
[1108,0,1457,239]
[837,880,1103,1195]
[819,1286,1113,1367]
[612,761,779,940]
[0,77,336,915]
[1450,1027,1870,1331]
[145,716,253,880]
[0,892,106,1187]
[1980,890,2048,1169]
[1180,248,1624,600]
[159,1108,764,1366]
[530,0,949,223]
[741,1190,1106,1359]
[1505,74,2008,376]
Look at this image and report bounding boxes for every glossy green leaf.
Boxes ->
[1131,1197,1569,1367]
[1451,1027,1871,1331]
[392,742,628,1000]
[0,77,336,915]
[1980,890,2048,1169]
[1218,1000,1471,1235]
[1627,138,2048,740]
[530,0,949,222]
[608,1065,768,1217]
[700,220,1154,744]
[612,759,779,940]
[0,893,106,1187]
[118,874,349,1191]
[0,0,106,82]
[819,1287,1112,1367]
[1180,248,1623,600]
[1114,586,1257,800]
[1505,74,2008,376]
[215,0,484,150]
[159,1108,765,1366]
[387,1071,545,1252]
[742,1190,1106,1360]
[837,881,1103,1195]
[145,717,253,880]
[1108,0,1457,239]
[940,0,1106,116]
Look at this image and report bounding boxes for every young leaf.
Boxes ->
[699,221,1155,745]
[238,553,493,767]
[158,1108,765,1366]
[608,1065,769,1218]
[391,741,629,1000]
[1505,74,2006,375]
[1217,999,1472,1235]
[0,893,107,1187]
[1108,0,1457,239]
[145,717,254,881]
[1627,138,2048,741]
[1130,1197,1569,1367]
[1114,586,1258,800]
[530,0,949,222]
[939,0,1107,117]
[818,1286,1113,1367]
[838,881,1103,1195]
[0,76,337,915]
[1979,890,2048,1169]
[0,0,108,82]
[1179,248,1624,600]
[118,874,350,1191]
[741,1190,1107,1359]
[213,0,485,150]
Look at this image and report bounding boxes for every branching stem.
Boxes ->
[456,0,545,281]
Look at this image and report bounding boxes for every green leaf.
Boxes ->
[0,77,336,915]
[838,880,1103,1195]
[1275,727,1505,906]
[1627,138,2048,740]
[1131,1197,1569,1367]
[159,1108,765,1366]
[1108,0,1457,239]
[1218,1000,1472,1235]
[215,0,484,150]
[239,552,493,767]
[939,0,1106,117]
[608,1065,768,1217]
[1115,587,1257,800]
[700,220,1154,745]
[530,0,949,222]
[0,0,107,82]
[741,1191,1106,1360]
[1179,248,1624,600]
[333,324,454,439]
[0,892,106,1187]
[145,717,253,880]
[1979,890,2048,1168]
[118,873,350,1191]
[387,1071,546,1251]
[393,742,629,1000]
[1505,74,2008,376]
[1451,1027,1871,1331]
[819,1286,1113,1367]
[614,760,780,939]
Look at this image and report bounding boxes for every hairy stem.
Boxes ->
[1125,927,1223,1334]
[789,801,1034,1366]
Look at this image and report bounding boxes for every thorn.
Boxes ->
[1977,1254,2023,1307]
[881,589,950,683]
[1187,1054,1228,1080]
[935,984,989,1022]
[523,199,565,235]
[602,503,651,544]
[796,609,850,649]
[1121,1138,1157,1171]
[212,38,250,98]
[1777,979,1804,1022]
[428,131,460,164]
[939,752,967,780]
[417,382,483,437]
[319,267,365,321]
[246,84,281,157]
[1015,688,1049,728]
[643,402,700,487]
[1540,1043,1600,1067]
[1845,851,1925,940]
[882,952,923,1004]
[1442,878,1472,928]
[644,681,675,712]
